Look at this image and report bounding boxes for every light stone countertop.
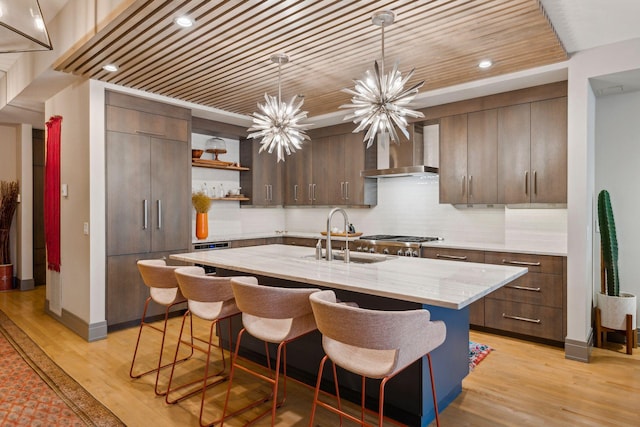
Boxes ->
[172,244,527,310]
[195,232,567,256]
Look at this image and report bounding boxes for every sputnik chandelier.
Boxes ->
[247,53,309,162]
[341,10,425,148]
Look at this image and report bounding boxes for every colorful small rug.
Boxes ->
[469,341,492,372]
[0,310,124,426]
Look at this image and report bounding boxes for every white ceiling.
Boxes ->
[2,0,640,128]
[539,0,640,53]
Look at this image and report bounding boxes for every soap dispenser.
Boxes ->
[315,239,323,260]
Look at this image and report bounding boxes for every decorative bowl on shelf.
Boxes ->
[192,149,204,159]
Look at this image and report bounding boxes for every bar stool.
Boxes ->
[130,259,192,396]
[166,266,246,426]
[308,290,447,427]
[221,277,320,426]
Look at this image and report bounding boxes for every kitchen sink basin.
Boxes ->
[302,252,391,264]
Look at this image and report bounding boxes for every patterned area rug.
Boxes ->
[469,341,493,372]
[0,310,124,426]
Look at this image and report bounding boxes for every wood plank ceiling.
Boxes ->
[54,0,567,118]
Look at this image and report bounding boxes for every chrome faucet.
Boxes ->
[326,207,350,262]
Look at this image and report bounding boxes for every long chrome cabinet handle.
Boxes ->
[308,184,313,202]
[505,285,541,292]
[502,259,541,267]
[502,313,541,324]
[340,182,345,200]
[157,199,162,229]
[462,175,466,196]
[312,183,316,201]
[533,170,537,195]
[143,200,148,230]
[436,254,468,260]
[468,175,472,198]
[345,181,349,200]
[294,184,298,201]
[524,170,529,195]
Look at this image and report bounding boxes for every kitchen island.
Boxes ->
[172,244,527,426]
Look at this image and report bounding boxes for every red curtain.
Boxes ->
[45,116,62,272]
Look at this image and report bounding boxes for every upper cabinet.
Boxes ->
[284,142,313,206]
[240,138,283,206]
[436,82,567,205]
[439,110,498,204]
[283,124,377,207]
[498,97,567,204]
[497,103,531,204]
[529,97,568,204]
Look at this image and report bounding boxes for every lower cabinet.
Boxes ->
[422,246,566,343]
[106,252,188,329]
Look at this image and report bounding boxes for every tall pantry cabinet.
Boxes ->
[105,91,191,328]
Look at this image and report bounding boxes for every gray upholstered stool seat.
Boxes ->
[221,277,319,426]
[166,266,246,426]
[130,259,191,396]
[308,289,447,427]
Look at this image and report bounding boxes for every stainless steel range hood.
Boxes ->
[361,123,439,178]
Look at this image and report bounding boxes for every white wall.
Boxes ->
[567,37,640,346]
[595,90,640,323]
[44,79,92,322]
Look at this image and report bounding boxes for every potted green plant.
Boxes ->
[596,189,636,352]
[0,180,19,291]
[192,191,212,240]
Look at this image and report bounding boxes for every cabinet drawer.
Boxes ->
[484,299,563,341]
[487,272,563,308]
[106,105,189,141]
[421,247,484,263]
[484,252,563,274]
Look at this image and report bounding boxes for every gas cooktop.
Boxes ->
[358,235,441,243]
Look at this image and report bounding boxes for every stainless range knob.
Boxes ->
[411,249,419,257]
[382,248,389,255]
[369,247,376,253]
[396,249,404,256]
[404,250,413,257]
[357,246,363,252]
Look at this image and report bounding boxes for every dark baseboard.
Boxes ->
[17,278,35,291]
[45,299,107,342]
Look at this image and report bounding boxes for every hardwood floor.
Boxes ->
[1,287,639,426]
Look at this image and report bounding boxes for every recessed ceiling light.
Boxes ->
[478,60,493,69]
[174,16,194,28]
[103,64,118,72]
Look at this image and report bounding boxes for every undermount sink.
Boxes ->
[302,251,391,264]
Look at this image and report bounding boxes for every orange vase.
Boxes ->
[195,212,208,240]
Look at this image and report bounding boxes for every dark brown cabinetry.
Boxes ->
[284,143,313,206]
[240,138,283,206]
[105,91,191,328]
[285,124,376,207]
[436,83,567,205]
[529,97,567,203]
[483,252,565,341]
[422,246,566,343]
[439,110,498,204]
[498,97,567,204]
